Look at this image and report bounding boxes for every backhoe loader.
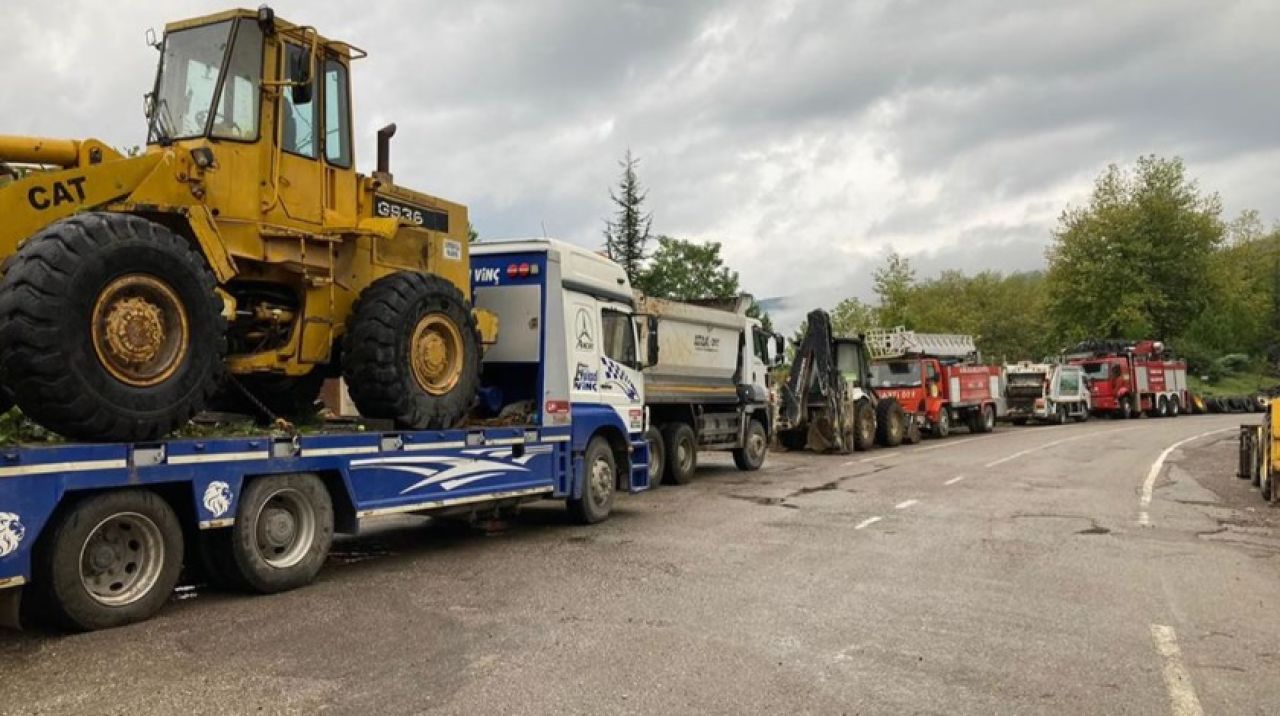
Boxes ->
[0,7,495,441]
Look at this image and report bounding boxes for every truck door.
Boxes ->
[925,360,941,399]
[599,305,645,433]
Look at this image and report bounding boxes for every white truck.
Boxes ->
[1003,361,1090,424]
[636,295,784,484]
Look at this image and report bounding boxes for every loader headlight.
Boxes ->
[191,148,216,170]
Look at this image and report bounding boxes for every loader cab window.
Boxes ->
[281,44,317,158]
[147,19,262,143]
[324,59,352,168]
[835,341,866,386]
[601,309,637,367]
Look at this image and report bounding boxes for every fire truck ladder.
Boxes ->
[864,327,978,360]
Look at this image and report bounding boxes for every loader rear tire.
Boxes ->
[0,213,226,441]
[875,398,906,448]
[343,272,481,430]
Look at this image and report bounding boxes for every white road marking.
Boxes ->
[1150,624,1205,716]
[854,516,883,530]
[944,475,965,485]
[983,425,1144,468]
[843,460,857,466]
[859,452,902,463]
[1138,427,1235,526]
[895,499,918,510]
[913,436,984,453]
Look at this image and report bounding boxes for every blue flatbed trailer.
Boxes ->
[0,239,652,630]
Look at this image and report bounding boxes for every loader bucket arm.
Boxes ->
[0,140,163,258]
[779,309,847,432]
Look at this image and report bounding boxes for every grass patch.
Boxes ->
[1189,370,1278,397]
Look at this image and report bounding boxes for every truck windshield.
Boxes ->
[870,361,921,388]
[148,19,263,143]
[1080,362,1110,381]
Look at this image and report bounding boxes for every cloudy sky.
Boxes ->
[6,0,1278,331]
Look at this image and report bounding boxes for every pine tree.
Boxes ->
[602,150,652,283]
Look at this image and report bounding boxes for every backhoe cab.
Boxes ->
[0,7,492,441]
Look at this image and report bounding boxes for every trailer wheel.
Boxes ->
[853,401,876,451]
[662,423,698,484]
[33,489,183,631]
[733,419,769,471]
[1168,396,1181,418]
[569,436,616,524]
[931,409,951,438]
[225,474,334,594]
[874,399,906,447]
[645,426,665,487]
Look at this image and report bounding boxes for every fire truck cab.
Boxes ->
[1066,339,1189,419]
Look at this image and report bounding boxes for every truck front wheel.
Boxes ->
[645,426,666,487]
[733,419,768,471]
[931,409,951,438]
[1118,396,1134,420]
[569,436,616,524]
[34,489,184,631]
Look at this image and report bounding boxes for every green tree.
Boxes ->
[468,223,479,243]
[873,252,916,327]
[602,149,652,283]
[637,235,739,299]
[1045,155,1224,343]
[829,296,876,336]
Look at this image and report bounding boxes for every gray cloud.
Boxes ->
[4,0,1278,337]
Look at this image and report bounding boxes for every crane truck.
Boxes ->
[636,295,784,485]
[0,6,495,443]
[0,238,656,632]
[777,310,910,453]
[1065,340,1189,419]
[864,328,1000,437]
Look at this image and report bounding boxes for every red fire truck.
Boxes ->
[864,328,1000,438]
[1065,339,1189,419]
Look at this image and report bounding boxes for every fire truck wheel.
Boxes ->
[875,399,906,448]
[1154,396,1169,418]
[34,489,184,631]
[1168,396,1181,417]
[1117,396,1135,420]
[853,400,877,450]
[931,409,951,438]
[225,473,334,594]
[645,426,666,487]
[343,272,481,430]
[662,423,698,484]
[978,404,996,433]
[569,436,616,524]
[733,419,768,470]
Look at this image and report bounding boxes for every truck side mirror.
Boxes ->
[774,333,786,366]
[645,315,660,368]
[289,48,313,105]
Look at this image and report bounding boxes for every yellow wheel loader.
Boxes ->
[0,7,496,441]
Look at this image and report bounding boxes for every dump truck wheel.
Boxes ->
[568,436,616,524]
[662,423,698,484]
[733,419,769,471]
[223,473,334,594]
[0,213,225,441]
[875,398,906,447]
[343,272,480,429]
[33,489,183,631]
[853,400,877,451]
[645,426,665,487]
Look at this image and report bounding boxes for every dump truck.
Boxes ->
[0,7,494,442]
[1065,339,1189,419]
[635,295,784,484]
[1003,361,1090,425]
[863,328,999,437]
[0,238,655,632]
[777,310,910,453]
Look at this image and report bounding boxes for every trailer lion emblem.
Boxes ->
[202,481,232,518]
[0,513,25,558]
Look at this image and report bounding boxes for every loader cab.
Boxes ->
[144,8,361,227]
[833,338,871,388]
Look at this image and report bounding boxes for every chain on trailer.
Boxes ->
[863,327,978,360]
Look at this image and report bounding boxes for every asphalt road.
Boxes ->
[2,413,1277,715]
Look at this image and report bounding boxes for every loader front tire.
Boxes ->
[343,272,481,429]
[0,213,226,441]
